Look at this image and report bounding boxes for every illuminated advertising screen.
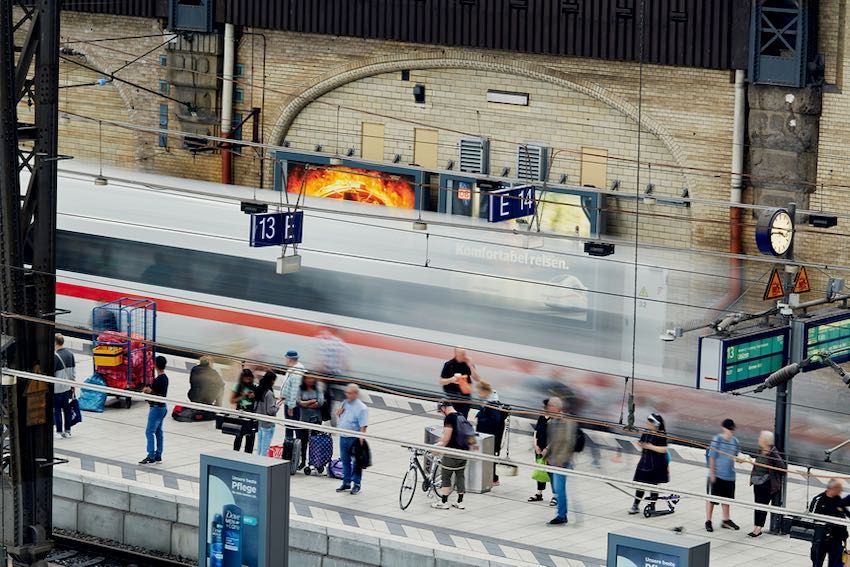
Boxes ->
[287,162,416,209]
[537,190,592,238]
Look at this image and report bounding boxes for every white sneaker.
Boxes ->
[59,432,69,439]
[452,501,466,510]
[431,501,450,510]
[64,430,71,438]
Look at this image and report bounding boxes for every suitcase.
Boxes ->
[268,438,301,476]
[304,432,333,475]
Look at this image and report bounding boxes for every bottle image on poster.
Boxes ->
[222,504,242,567]
[210,513,224,567]
[207,466,261,567]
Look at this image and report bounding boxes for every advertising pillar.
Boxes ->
[199,450,290,567]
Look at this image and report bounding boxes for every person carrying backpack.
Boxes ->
[474,381,507,486]
[433,401,477,510]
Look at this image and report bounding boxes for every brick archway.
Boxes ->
[269,50,695,187]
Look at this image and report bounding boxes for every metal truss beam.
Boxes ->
[0,1,60,565]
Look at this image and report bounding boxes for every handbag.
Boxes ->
[68,395,82,426]
[531,456,550,483]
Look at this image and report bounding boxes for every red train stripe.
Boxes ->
[55,281,517,368]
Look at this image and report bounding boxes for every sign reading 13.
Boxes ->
[249,211,304,247]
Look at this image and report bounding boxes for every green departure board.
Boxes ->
[725,334,786,386]
[803,313,850,368]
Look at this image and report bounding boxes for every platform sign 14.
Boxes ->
[487,185,535,223]
[249,211,303,247]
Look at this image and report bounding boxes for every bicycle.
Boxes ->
[399,447,442,510]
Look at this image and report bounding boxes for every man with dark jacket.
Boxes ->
[543,397,576,526]
[810,479,848,567]
[187,356,224,407]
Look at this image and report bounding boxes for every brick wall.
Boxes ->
[22,11,749,319]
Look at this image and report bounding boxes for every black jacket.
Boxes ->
[810,492,849,542]
[353,439,372,469]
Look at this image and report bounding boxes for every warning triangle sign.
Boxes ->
[764,268,785,301]
[793,266,812,294]
[639,286,649,298]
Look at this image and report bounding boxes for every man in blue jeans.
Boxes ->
[335,384,368,495]
[140,356,169,465]
[543,397,576,525]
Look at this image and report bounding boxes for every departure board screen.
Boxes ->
[803,313,850,369]
[724,334,786,387]
[698,328,790,392]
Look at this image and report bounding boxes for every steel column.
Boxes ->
[0,1,60,565]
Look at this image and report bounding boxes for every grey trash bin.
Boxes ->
[424,425,494,494]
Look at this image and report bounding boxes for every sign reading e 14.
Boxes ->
[488,185,535,223]
[250,211,304,247]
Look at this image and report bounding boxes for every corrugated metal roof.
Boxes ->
[61,0,752,70]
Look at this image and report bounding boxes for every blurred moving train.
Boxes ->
[47,164,850,470]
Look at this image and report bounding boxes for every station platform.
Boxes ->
[52,338,822,567]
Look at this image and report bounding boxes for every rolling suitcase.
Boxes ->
[268,438,301,475]
[304,432,333,475]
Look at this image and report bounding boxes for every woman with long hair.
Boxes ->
[296,373,325,468]
[253,371,279,457]
[629,413,670,515]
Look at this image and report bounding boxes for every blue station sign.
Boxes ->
[249,211,304,247]
[487,184,536,223]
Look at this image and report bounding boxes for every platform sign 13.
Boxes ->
[250,211,304,247]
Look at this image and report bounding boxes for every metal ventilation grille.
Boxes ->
[517,145,548,181]
[459,138,489,174]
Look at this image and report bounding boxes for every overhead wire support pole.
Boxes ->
[0,0,61,565]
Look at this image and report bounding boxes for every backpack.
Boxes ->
[574,427,586,453]
[452,414,478,449]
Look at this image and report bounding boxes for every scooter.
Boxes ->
[643,494,681,518]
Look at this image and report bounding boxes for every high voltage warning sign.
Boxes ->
[793,266,812,294]
[764,268,785,301]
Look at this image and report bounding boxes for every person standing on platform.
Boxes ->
[316,329,350,426]
[296,373,325,469]
[281,351,305,438]
[473,381,506,486]
[231,368,257,453]
[139,356,169,465]
[705,418,741,532]
[809,479,848,567]
[439,347,480,418]
[254,371,279,457]
[53,334,77,439]
[335,384,369,495]
[748,430,785,538]
[543,397,576,525]
[433,402,472,510]
[628,413,669,515]
[529,399,555,506]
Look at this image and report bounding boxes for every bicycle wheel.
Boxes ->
[399,465,418,510]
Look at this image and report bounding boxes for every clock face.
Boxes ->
[770,211,794,254]
[756,208,794,256]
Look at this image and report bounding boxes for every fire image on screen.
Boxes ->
[287,163,416,209]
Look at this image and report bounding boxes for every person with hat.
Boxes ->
[705,418,741,532]
[281,350,305,438]
[628,413,669,515]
